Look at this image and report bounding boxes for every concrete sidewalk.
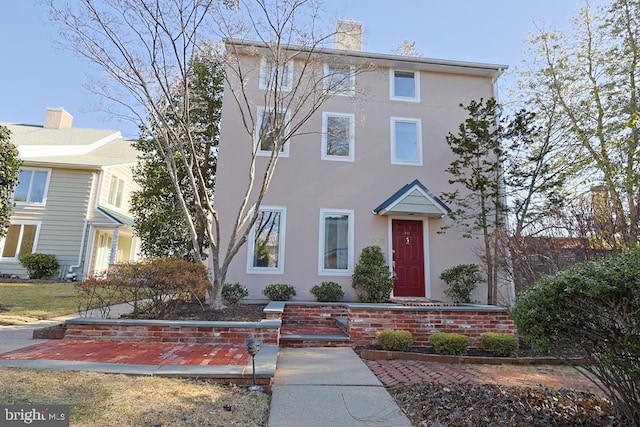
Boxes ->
[268,348,411,427]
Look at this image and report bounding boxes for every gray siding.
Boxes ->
[0,168,93,278]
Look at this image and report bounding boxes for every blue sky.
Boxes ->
[1,0,607,139]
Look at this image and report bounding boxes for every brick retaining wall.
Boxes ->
[64,318,281,345]
[346,305,516,348]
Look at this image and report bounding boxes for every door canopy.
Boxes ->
[373,179,450,218]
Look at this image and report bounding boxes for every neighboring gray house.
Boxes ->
[215,23,509,303]
[0,108,141,280]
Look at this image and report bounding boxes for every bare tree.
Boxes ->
[48,0,370,308]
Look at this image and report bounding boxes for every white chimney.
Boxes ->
[44,108,73,129]
[334,20,363,51]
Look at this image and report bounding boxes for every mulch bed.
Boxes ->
[125,302,267,322]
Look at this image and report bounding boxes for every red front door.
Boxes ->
[392,220,425,297]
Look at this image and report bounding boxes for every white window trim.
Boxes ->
[0,221,41,261]
[14,168,51,207]
[390,117,423,166]
[259,57,293,92]
[389,69,420,102]
[246,206,287,275]
[318,208,354,276]
[323,63,355,97]
[255,107,291,158]
[106,174,126,210]
[321,112,355,162]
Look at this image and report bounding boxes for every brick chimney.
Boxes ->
[44,108,73,129]
[334,20,363,51]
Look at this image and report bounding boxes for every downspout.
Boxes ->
[493,68,516,306]
[67,172,97,281]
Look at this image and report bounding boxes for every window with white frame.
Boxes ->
[0,222,40,260]
[256,107,290,157]
[319,209,354,275]
[247,207,286,274]
[391,117,422,165]
[107,175,125,209]
[13,168,50,205]
[324,63,355,96]
[259,57,293,91]
[322,112,355,161]
[390,69,420,102]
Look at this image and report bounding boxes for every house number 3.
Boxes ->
[405,237,410,245]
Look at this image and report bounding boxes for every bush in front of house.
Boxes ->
[222,282,249,304]
[439,264,482,303]
[510,249,640,425]
[310,281,344,302]
[262,283,296,301]
[429,332,469,356]
[76,258,210,318]
[352,246,393,303]
[481,332,519,357]
[376,330,413,351]
[19,253,59,279]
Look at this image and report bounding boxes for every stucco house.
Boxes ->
[0,108,141,280]
[215,23,507,303]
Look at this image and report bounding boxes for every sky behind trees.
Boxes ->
[1,0,607,138]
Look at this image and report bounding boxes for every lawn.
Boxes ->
[0,368,269,426]
[0,282,84,325]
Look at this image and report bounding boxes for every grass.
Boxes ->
[0,368,269,426]
[0,282,84,325]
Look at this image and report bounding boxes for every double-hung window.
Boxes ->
[0,222,40,260]
[319,209,354,275]
[390,69,420,102]
[247,206,286,274]
[107,175,125,209]
[391,117,422,166]
[322,112,355,162]
[259,57,293,91]
[13,168,50,205]
[324,63,355,96]
[256,107,290,157]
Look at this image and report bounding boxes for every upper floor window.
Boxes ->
[247,206,286,274]
[319,209,354,276]
[0,222,39,260]
[322,112,355,162]
[390,69,420,102]
[259,57,293,91]
[324,64,355,96]
[107,175,125,209]
[256,107,290,158]
[13,168,50,205]
[391,117,423,166]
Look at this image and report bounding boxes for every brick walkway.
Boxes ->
[364,359,603,394]
[0,341,250,366]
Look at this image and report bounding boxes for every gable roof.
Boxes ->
[1,123,139,168]
[97,206,135,227]
[373,179,451,217]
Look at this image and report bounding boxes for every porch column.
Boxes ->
[109,228,119,266]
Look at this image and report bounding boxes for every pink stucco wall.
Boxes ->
[214,45,505,303]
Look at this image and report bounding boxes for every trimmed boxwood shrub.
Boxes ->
[481,332,519,357]
[376,330,413,351]
[310,281,344,302]
[262,283,296,301]
[429,332,469,355]
[222,282,249,304]
[19,253,59,279]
